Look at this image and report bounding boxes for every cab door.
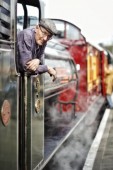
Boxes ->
[17,1,44,170]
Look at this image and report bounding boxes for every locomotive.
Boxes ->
[50,18,112,112]
[0,0,78,169]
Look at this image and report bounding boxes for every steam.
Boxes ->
[44,78,103,169]
[49,124,94,170]
[44,97,101,170]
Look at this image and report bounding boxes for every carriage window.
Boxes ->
[66,23,80,40]
[17,4,39,32]
[0,0,10,40]
[53,20,65,38]
[52,20,81,41]
[27,5,39,27]
[17,4,24,32]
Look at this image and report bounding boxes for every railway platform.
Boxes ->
[83,108,113,170]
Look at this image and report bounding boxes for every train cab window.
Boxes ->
[52,20,65,38]
[27,5,39,27]
[51,19,81,41]
[66,23,80,40]
[17,4,24,31]
[17,3,39,31]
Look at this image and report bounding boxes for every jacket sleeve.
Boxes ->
[17,31,33,72]
[35,44,48,74]
[35,65,48,74]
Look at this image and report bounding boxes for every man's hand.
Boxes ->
[47,66,57,81]
[26,59,40,71]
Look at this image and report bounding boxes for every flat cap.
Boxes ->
[39,18,57,35]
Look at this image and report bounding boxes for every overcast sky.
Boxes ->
[43,0,113,45]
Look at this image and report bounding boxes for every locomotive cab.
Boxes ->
[0,0,45,169]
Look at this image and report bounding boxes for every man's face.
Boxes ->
[35,25,52,45]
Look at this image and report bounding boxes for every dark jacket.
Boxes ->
[17,28,48,74]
